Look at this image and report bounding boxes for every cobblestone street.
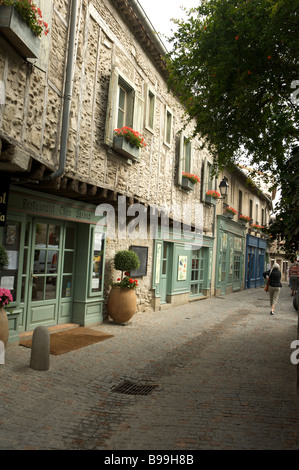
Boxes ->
[0,283,298,451]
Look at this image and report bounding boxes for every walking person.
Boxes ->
[289,260,299,296]
[263,263,282,315]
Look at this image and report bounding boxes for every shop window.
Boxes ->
[233,254,241,281]
[0,221,22,303]
[105,66,144,147]
[190,249,205,296]
[62,225,76,299]
[90,227,105,295]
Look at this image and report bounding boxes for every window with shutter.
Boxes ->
[104,67,144,160]
[177,133,194,190]
[164,107,173,147]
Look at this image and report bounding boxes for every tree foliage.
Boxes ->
[166,0,299,257]
[267,148,299,260]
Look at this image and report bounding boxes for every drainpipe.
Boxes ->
[126,0,168,56]
[44,0,78,181]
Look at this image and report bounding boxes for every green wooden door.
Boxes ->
[160,242,170,304]
[26,219,62,330]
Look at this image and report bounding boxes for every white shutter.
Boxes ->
[133,94,144,133]
[104,66,119,146]
[177,133,184,185]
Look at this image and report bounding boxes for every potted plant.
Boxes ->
[113,127,146,160]
[181,172,200,190]
[0,0,49,58]
[0,287,13,348]
[224,206,237,218]
[0,245,8,271]
[107,250,140,323]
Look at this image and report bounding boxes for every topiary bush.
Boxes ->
[0,245,8,271]
[113,250,140,277]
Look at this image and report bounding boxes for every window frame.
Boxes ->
[201,158,216,203]
[177,133,193,187]
[164,106,173,147]
[104,66,144,147]
[145,84,156,133]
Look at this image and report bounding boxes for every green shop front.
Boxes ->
[152,228,214,309]
[0,187,106,342]
[215,215,246,296]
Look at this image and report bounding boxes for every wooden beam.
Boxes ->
[30,163,46,180]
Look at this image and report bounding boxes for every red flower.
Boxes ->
[235,35,239,40]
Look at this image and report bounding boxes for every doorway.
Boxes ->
[160,242,172,304]
[24,218,76,331]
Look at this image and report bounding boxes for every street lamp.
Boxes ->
[218,178,229,199]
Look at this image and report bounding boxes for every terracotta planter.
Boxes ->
[0,306,9,348]
[107,286,137,323]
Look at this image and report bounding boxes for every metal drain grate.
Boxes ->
[111,380,159,396]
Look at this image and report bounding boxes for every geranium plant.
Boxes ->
[0,288,13,308]
[239,214,251,222]
[110,274,138,289]
[114,127,146,149]
[225,206,237,215]
[206,190,220,199]
[0,0,49,37]
[182,172,200,184]
[251,223,263,230]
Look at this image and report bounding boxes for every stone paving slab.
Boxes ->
[0,282,298,450]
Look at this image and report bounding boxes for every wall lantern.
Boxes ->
[218,178,229,199]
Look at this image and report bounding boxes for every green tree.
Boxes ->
[166,0,298,257]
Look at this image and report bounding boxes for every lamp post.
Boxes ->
[219,178,229,199]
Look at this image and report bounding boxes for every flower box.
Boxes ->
[205,195,217,205]
[0,5,40,58]
[225,212,234,219]
[113,136,140,161]
[181,178,195,191]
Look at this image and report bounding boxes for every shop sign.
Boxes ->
[0,176,10,227]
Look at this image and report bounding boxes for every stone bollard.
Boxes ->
[30,326,50,371]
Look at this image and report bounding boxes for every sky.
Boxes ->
[137,0,199,49]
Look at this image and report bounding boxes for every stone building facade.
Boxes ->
[213,166,272,295]
[0,0,273,341]
[0,0,216,339]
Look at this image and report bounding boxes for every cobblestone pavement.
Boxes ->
[0,282,298,451]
